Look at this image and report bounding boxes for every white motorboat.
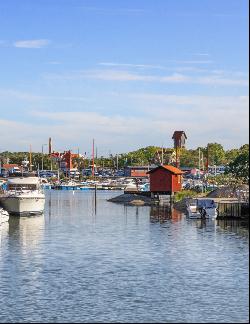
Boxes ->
[186,198,218,219]
[124,180,138,192]
[0,177,45,216]
[0,207,9,224]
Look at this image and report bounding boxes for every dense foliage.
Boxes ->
[225,144,249,183]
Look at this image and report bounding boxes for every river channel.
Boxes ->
[0,190,249,323]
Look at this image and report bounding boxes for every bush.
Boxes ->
[174,190,198,202]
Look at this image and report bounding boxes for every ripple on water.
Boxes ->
[0,191,248,323]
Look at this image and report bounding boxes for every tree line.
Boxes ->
[0,142,249,182]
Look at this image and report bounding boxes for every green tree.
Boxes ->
[207,143,225,165]
[180,149,199,168]
[226,150,249,183]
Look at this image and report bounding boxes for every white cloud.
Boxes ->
[193,53,210,56]
[170,60,214,64]
[0,88,92,103]
[1,92,248,152]
[13,39,50,48]
[44,69,248,87]
[98,62,165,69]
[197,76,249,86]
[46,61,61,65]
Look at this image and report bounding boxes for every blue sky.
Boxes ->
[0,0,249,156]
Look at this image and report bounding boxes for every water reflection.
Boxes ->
[0,221,9,248]
[150,205,172,223]
[216,218,249,237]
[8,214,45,252]
[0,191,248,323]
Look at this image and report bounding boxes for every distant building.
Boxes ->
[172,131,187,149]
[124,166,155,177]
[50,150,79,173]
[1,164,22,176]
[208,165,226,175]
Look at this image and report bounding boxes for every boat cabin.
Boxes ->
[7,177,40,191]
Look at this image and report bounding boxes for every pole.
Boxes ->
[206,145,209,172]
[42,145,44,171]
[176,147,178,168]
[92,139,95,177]
[94,184,97,214]
[116,154,119,171]
[29,145,32,172]
[161,146,164,165]
[198,148,200,171]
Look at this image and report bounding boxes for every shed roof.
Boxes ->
[147,165,184,175]
[2,164,19,169]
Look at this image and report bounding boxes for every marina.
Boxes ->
[0,190,248,323]
[0,0,248,322]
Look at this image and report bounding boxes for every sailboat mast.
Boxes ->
[92,139,95,176]
[29,144,32,172]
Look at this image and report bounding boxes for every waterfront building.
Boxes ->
[147,165,184,194]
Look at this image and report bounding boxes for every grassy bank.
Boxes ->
[173,190,200,203]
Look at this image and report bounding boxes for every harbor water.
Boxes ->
[0,190,249,323]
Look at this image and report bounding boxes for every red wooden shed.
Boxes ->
[147,165,184,194]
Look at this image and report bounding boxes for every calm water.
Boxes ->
[0,190,249,323]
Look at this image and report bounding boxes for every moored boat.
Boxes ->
[0,177,45,216]
[186,198,218,219]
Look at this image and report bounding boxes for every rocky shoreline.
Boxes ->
[108,193,152,206]
[108,184,249,212]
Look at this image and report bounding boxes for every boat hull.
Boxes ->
[0,195,45,216]
[186,207,217,219]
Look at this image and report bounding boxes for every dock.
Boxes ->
[217,201,249,219]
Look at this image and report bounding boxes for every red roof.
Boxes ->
[147,165,184,175]
[2,164,19,169]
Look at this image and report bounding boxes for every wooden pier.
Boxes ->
[217,201,249,219]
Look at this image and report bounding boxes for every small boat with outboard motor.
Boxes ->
[186,198,218,219]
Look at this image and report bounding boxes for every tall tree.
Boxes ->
[226,149,249,183]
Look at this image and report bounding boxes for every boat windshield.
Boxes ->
[8,184,38,190]
[197,200,216,208]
